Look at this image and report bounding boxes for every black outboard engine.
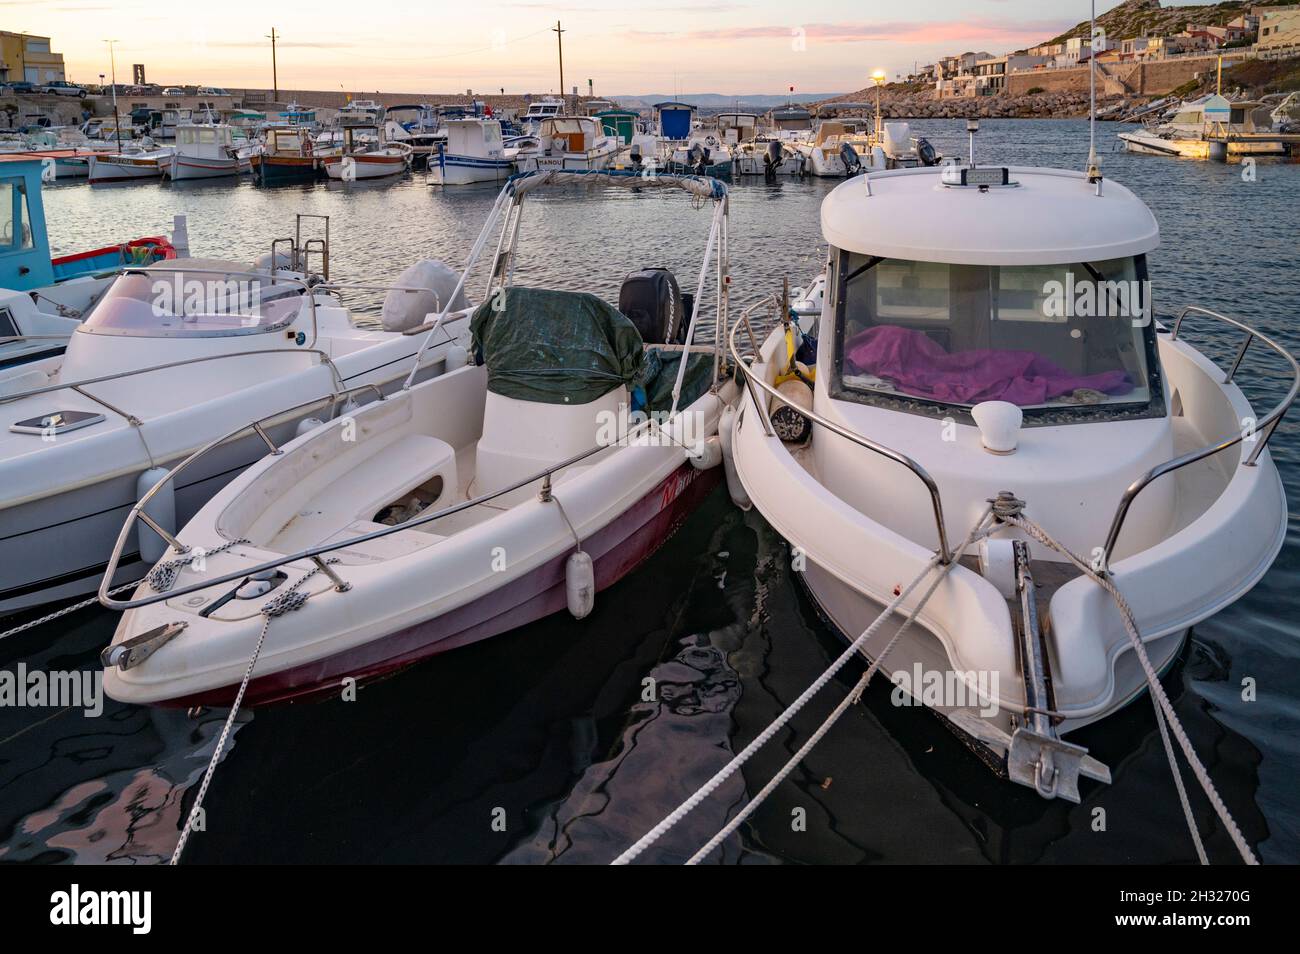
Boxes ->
[763,139,782,182]
[839,142,862,176]
[916,137,939,167]
[619,268,684,345]
[688,143,709,174]
[629,144,643,171]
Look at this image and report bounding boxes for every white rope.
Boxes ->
[1002,514,1256,865]
[170,561,340,864]
[686,525,984,864]
[611,509,992,865]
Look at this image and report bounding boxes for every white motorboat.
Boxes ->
[87,143,176,184]
[797,120,876,177]
[429,119,516,185]
[519,98,565,134]
[0,231,475,614]
[321,124,413,181]
[1,158,180,368]
[734,136,805,176]
[727,158,1294,802]
[1118,94,1295,160]
[513,116,622,173]
[99,170,737,708]
[162,124,253,180]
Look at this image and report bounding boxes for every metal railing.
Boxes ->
[728,296,953,563]
[1100,305,1299,568]
[97,398,690,611]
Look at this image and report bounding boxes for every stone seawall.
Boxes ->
[1007,54,1229,98]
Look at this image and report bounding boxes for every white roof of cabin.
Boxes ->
[821,166,1160,265]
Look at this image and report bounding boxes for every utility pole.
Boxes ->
[267,27,279,102]
[553,20,565,110]
[103,39,120,145]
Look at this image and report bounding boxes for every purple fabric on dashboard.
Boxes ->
[844,325,1132,406]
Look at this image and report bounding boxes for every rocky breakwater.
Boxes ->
[829,89,1110,120]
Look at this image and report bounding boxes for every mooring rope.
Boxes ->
[611,508,994,865]
[1001,513,1255,866]
[170,559,342,865]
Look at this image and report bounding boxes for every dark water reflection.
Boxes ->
[2,120,1297,864]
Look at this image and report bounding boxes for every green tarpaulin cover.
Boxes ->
[471,286,646,405]
[641,348,714,413]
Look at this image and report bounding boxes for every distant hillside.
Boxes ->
[1046,0,1291,46]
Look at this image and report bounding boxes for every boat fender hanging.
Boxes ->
[296,416,324,438]
[687,435,723,471]
[566,550,594,620]
[136,467,176,565]
[445,343,468,372]
[978,538,1018,599]
[718,404,751,511]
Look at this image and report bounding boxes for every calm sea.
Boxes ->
[1,119,1297,864]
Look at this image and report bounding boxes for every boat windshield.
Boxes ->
[80,272,303,337]
[830,251,1162,422]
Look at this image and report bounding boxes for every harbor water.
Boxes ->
[2,119,1298,864]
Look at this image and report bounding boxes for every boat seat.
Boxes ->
[344,434,459,523]
[270,435,458,552]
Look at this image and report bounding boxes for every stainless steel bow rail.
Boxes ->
[1101,305,1299,570]
[96,404,703,611]
[728,295,954,564]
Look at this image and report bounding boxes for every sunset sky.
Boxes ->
[4,0,1227,95]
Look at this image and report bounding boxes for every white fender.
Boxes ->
[445,343,468,372]
[718,404,751,510]
[136,467,176,564]
[566,550,594,619]
[687,435,723,471]
[295,417,325,438]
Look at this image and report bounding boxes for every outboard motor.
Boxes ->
[629,144,643,171]
[916,137,939,167]
[619,268,684,345]
[763,139,782,182]
[839,142,862,176]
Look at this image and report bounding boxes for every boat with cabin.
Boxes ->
[250,126,321,183]
[163,124,254,180]
[321,123,414,180]
[1119,94,1299,160]
[513,116,622,173]
[429,118,515,185]
[726,149,1294,802]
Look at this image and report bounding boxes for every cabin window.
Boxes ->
[0,178,33,251]
[829,251,1163,423]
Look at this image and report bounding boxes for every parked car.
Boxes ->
[2,81,36,94]
[38,81,87,98]
[197,86,230,97]
[162,86,187,96]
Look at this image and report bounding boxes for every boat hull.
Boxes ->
[251,154,319,183]
[132,463,721,708]
[429,154,515,185]
[87,155,165,183]
[322,153,410,180]
[165,153,252,180]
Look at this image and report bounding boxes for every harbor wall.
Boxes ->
[1007,54,1232,97]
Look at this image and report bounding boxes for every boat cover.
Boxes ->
[640,348,713,413]
[470,286,645,404]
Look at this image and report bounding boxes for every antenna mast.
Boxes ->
[1086,0,1101,186]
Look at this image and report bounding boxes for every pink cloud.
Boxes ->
[630,19,1072,46]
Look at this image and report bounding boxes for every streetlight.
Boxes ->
[871,68,887,138]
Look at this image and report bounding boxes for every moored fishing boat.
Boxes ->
[428,118,515,185]
[321,123,413,180]
[250,126,320,183]
[163,124,254,180]
[512,116,622,172]
[87,144,176,184]
[99,170,737,708]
